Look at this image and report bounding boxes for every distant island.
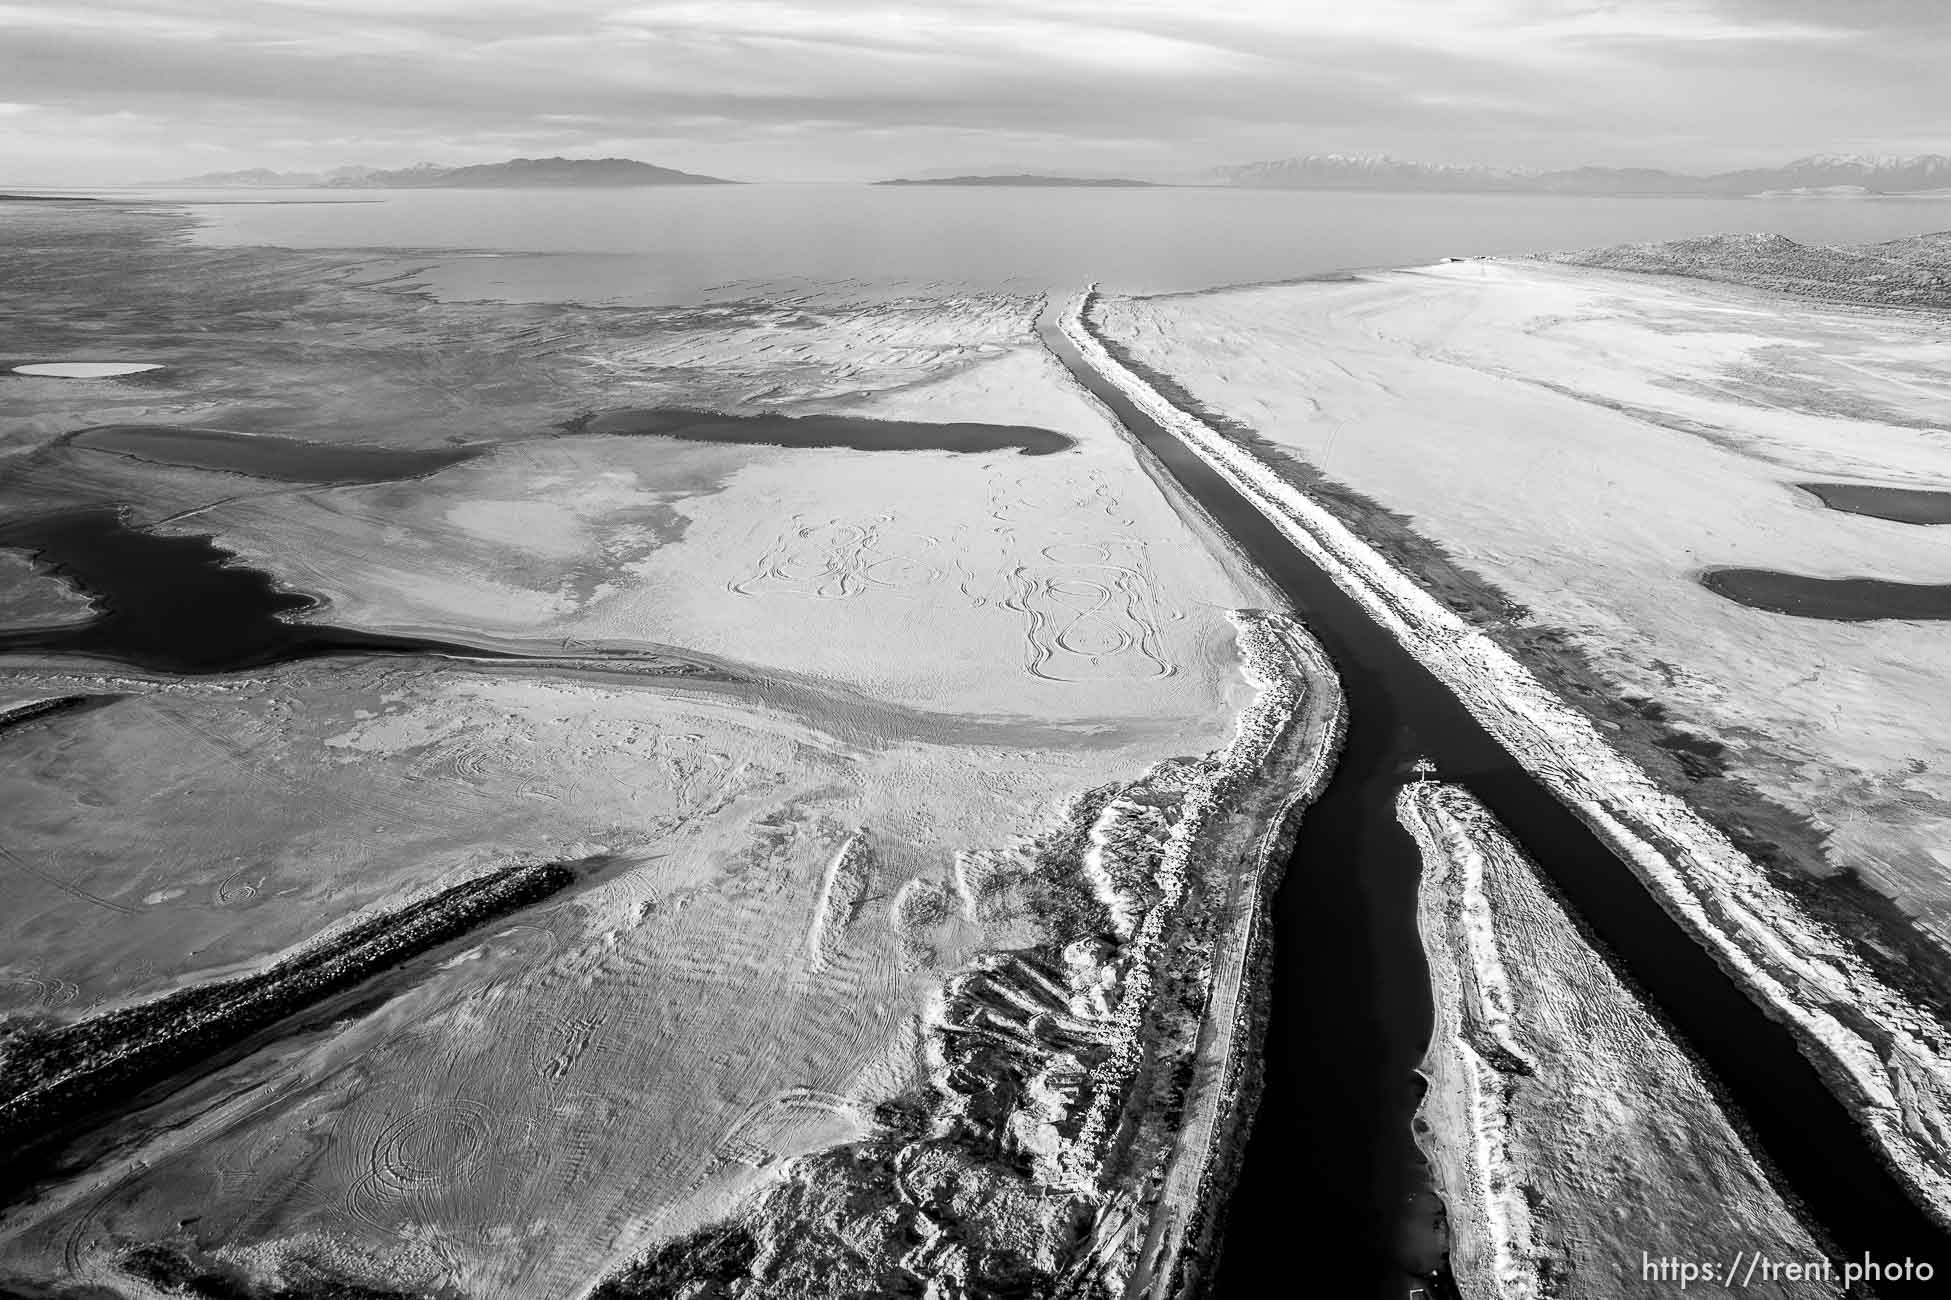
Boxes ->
[157,156,736,189]
[1212,152,1951,197]
[151,151,1951,197]
[876,174,1161,188]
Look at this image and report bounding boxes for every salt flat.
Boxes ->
[127,341,1267,726]
[1096,258,1951,938]
[0,203,1312,1298]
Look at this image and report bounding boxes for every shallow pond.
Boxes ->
[1800,482,1951,526]
[0,507,500,674]
[1703,567,1951,620]
[580,407,1073,455]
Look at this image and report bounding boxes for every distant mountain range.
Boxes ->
[163,166,343,187]
[876,174,1159,188]
[1213,153,1951,196]
[160,157,735,188]
[157,152,1951,196]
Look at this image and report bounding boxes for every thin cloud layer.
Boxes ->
[0,0,1944,182]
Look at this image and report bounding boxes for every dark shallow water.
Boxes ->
[0,507,502,673]
[578,407,1072,455]
[71,424,477,483]
[1040,308,1951,1297]
[1704,567,1951,620]
[1800,482,1951,526]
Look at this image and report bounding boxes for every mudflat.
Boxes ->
[0,201,1338,1299]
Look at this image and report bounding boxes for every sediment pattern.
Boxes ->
[1064,290,1951,1228]
[806,830,872,973]
[592,609,1344,1300]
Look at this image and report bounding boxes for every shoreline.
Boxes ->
[1031,298,1357,1295]
[1129,612,1347,1299]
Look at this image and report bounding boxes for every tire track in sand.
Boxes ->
[1002,542,1174,683]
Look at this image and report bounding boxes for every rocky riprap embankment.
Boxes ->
[0,860,577,1174]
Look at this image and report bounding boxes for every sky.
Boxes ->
[0,0,1946,183]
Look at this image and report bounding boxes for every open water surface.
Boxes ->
[156,184,1951,305]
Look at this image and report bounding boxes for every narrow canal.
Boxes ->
[1039,302,1951,1297]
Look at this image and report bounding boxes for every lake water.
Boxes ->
[154,184,1951,305]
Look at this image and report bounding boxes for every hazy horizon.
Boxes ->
[2,1,1948,186]
[135,149,1951,190]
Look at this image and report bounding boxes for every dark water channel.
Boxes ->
[1038,308,1951,1297]
[0,507,504,673]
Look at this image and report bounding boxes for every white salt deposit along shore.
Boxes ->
[1061,289,1951,1227]
[1401,781,1833,1299]
[11,362,161,378]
